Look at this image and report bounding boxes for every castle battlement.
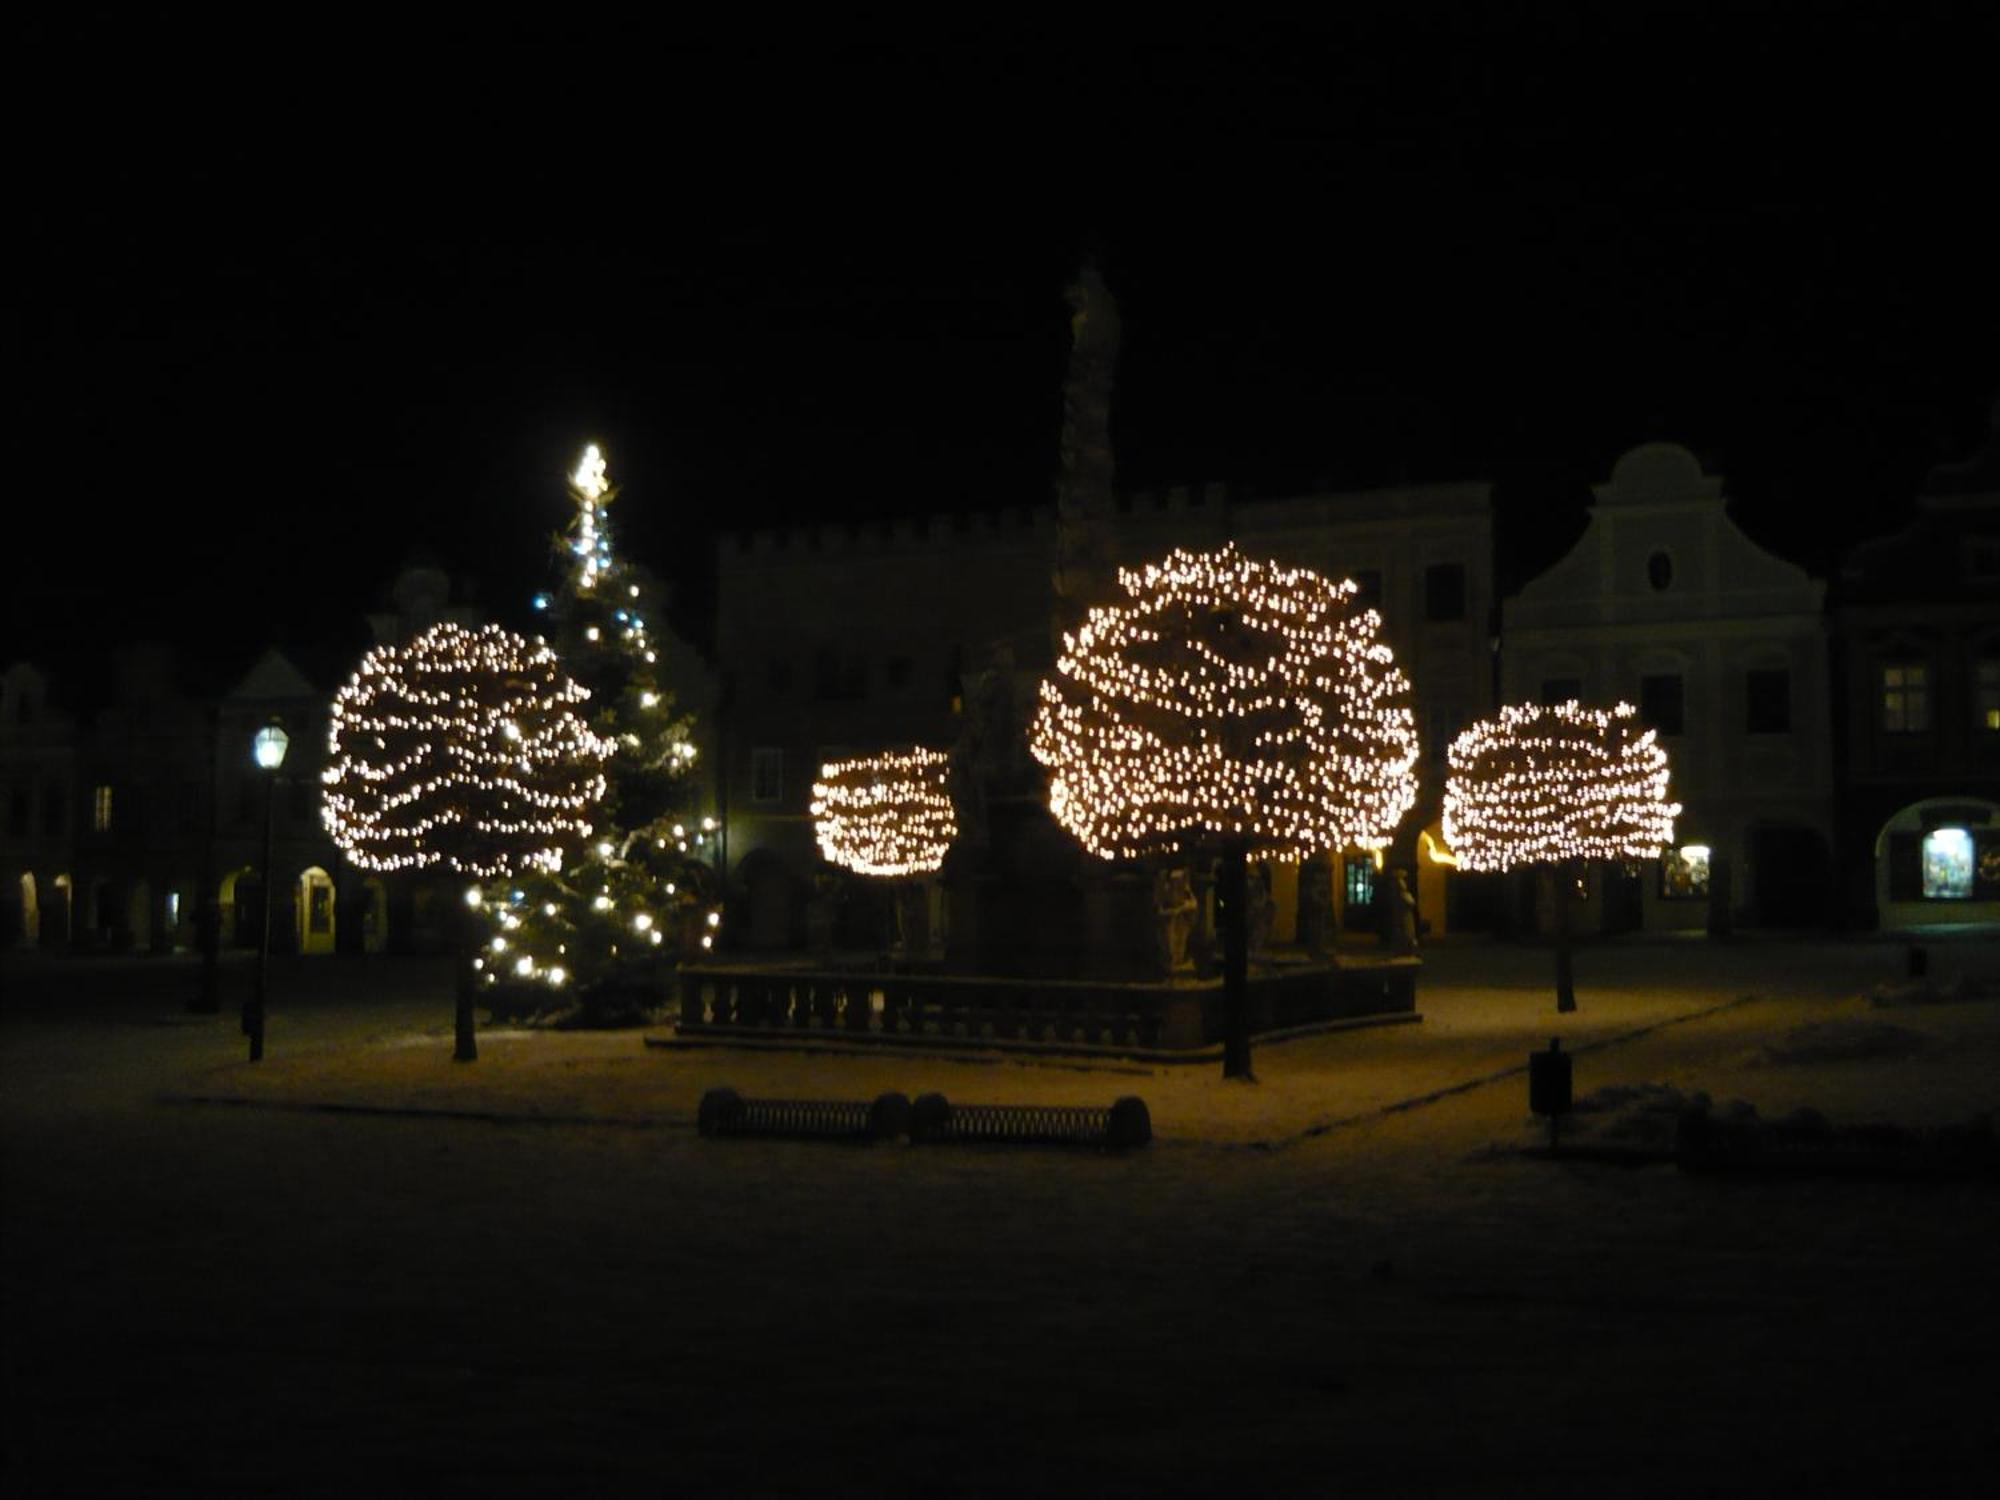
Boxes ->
[721,482,1247,565]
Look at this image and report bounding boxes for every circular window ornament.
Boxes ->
[1647,551,1674,591]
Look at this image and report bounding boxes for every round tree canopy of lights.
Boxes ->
[1442,700,1680,872]
[812,746,957,877]
[321,622,614,878]
[1030,542,1420,861]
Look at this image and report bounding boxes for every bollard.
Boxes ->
[1106,1096,1152,1148]
[909,1092,953,1143]
[866,1091,912,1141]
[697,1087,744,1137]
[1528,1037,1572,1153]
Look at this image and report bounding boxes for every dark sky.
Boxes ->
[13,12,1998,691]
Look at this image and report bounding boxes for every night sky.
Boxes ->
[14,12,1998,694]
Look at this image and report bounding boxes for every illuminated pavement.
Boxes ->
[4,937,1996,1495]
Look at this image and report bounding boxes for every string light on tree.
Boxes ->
[1030,542,1419,861]
[320,622,611,879]
[812,746,957,877]
[1031,542,1418,1081]
[1441,701,1679,872]
[1442,700,1680,1012]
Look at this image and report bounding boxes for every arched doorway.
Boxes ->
[297,867,336,955]
[220,866,260,949]
[359,877,388,953]
[126,878,152,953]
[47,874,72,950]
[90,879,116,949]
[1750,825,1832,930]
[735,850,800,952]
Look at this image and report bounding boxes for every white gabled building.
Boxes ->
[1500,442,1834,932]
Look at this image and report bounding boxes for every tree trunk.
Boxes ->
[455,962,479,1061]
[1554,860,1578,1014]
[1219,837,1254,1080]
[453,907,479,1061]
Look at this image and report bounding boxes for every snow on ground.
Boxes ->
[3,935,1997,1496]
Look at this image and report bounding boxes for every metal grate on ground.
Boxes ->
[908,1092,1150,1148]
[697,1088,911,1141]
[696,1088,1151,1148]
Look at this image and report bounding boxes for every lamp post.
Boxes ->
[243,719,289,1061]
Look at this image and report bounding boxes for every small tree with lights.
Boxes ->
[812,745,957,956]
[321,621,613,1060]
[473,445,723,1025]
[1443,701,1680,1012]
[1031,543,1420,1079]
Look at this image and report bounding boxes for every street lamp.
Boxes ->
[243,719,289,1061]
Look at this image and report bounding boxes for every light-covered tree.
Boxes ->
[1031,542,1420,1078]
[812,746,957,878]
[812,745,957,956]
[321,621,612,1058]
[1443,700,1680,1011]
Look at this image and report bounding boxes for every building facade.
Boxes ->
[0,663,80,950]
[1830,410,2000,930]
[711,480,1495,953]
[1501,442,1835,932]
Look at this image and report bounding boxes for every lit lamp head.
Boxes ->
[252,721,290,771]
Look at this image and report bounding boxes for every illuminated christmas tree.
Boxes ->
[472,444,723,1023]
[1031,542,1420,1078]
[1443,700,1679,1012]
[320,621,613,1058]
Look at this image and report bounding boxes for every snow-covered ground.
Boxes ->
[4,935,1996,1496]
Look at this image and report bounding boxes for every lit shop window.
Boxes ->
[1921,828,1974,900]
[1661,844,1710,899]
[1343,855,1376,909]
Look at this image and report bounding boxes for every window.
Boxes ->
[1647,551,1674,591]
[42,785,63,836]
[1639,674,1685,736]
[1423,563,1466,622]
[1661,844,1711,899]
[1746,668,1791,733]
[7,789,27,838]
[884,656,913,694]
[1975,659,2000,734]
[813,648,866,701]
[92,785,113,833]
[1882,663,1930,733]
[765,657,793,695]
[1348,569,1382,611]
[749,748,783,804]
[1539,677,1582,706]
[1343,855,1375,909]
[1921,828,1974,899]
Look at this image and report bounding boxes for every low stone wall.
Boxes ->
[675,957,1418,1057]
